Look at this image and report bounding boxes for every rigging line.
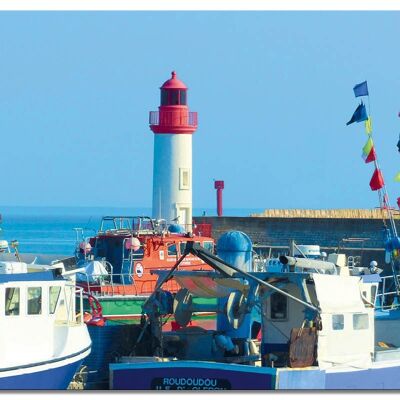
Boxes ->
[364,91,399,290]
[367,93,400,293]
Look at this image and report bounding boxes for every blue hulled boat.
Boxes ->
[0,251,91,390]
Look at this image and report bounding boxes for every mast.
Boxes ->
[349,81,400,293]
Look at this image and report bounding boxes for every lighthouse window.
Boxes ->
[179,90,187,105]
[5,287,20,316]
[27,287,42,315]
[180,168,190,190]
[171,90,179,105]
[161,89,169,105]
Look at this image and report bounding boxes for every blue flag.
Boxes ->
[347,101,368,125]
[353,81,369,97]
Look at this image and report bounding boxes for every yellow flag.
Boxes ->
[365,116,372,134]
[394,172,400,182]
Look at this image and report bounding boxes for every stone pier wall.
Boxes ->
[193,209,400,270]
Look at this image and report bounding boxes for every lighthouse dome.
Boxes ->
[160,71,188,90]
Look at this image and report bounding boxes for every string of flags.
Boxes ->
[362,137,376,163]
[347,80,384,192]
[346,100,368,126]
[347,80,400,210]
[348,81,400,271]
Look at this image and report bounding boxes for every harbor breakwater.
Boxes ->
[194,209,400,270]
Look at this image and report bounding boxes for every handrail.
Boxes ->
[76,269,185,297]
[375,274,400,310]
[149,110,198,127]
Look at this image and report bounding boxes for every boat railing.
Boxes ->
[78,269,142,297]
[98,216,157,235]
[75,286,84,324]
[77,269,182,297]
[55,283,84,326]
[375,274,400,310]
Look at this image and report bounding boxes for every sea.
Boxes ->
[0,206,263,255]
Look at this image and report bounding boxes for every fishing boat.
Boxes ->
[74,215,215,326]
[0,247,91,390]
[109,234,400,390]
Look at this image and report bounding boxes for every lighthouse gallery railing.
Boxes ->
[149,111,198,127]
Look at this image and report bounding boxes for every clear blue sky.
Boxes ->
[0,11,399,210]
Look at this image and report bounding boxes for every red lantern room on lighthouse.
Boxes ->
[149,71,198,229]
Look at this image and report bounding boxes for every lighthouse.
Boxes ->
[149,71,198,229]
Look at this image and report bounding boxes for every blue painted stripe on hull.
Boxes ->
[375,309,400,320]
[110,362,276,390]
[0,359,83,390]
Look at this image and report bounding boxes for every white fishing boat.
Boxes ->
[0,243,91,390]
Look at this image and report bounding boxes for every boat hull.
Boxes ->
[109,359,400,390]
[110,361,276,390]
[0,346,91,390]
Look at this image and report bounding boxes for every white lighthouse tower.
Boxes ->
[149,71,198,229]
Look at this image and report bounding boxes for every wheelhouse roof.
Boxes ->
[0,270,64,284]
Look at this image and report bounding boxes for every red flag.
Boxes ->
[365,147,376,163]
[370,168,384,191]
[397,197,400,209]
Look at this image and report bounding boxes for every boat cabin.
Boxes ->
[139,245,382,378]
[75,216,215,296]
[0,260,87,370]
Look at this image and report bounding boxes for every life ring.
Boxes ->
[135,262,144,278]
[82,292,105,326]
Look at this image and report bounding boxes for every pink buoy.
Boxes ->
[125,237,141,252]
[79,241,92,254]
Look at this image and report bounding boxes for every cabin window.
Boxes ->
[180,242,187,255]
[270,292,288,320]
[168,244,177,256]
[371,286,377,305]
[353,313,369,330]
[5,288,20,316]
[27,287,42,315]
[332,314,344,330]
[203,241,214,252]
[179,168,190,190]
[362,290,367,300]
[131,247,144,260]
[49,286,61,314]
